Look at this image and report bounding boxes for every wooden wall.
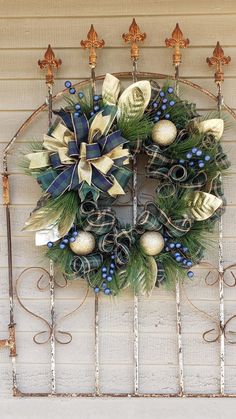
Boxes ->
[1,0,236,416]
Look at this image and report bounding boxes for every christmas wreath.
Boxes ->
[22,74,230,296]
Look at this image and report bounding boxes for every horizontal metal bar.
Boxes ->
[13,390,236,398]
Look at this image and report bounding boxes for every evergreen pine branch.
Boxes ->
[117,113,153,144]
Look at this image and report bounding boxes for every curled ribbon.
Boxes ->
[136,201,192,238]
[71,253,103,276]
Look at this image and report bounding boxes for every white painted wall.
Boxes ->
[1,0,236,417]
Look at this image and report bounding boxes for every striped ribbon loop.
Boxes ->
[71,253,103,276]
[97,227,133,266]
[83,209,116,235]
[136,201,192,238]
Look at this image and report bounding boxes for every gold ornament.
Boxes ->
[140,231,164,256]
[70,231,96,255]
[151,120,177,146]
[194,118,224,140]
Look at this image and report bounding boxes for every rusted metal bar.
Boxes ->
[94,294,100,395]
[1,170,18,395]
[11,390,236,398]
[81,25,105,395]
[165,23,189,90]
[207,41,231,395]
[38,45,62,394]
[122,18,146,395]
[132,63,139,396]
[165,23,188,396]
[81,24,105,96]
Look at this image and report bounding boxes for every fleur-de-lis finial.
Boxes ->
[165,23,190,66]
[38,45,62,85]
[122,18,146,61]
[81,24,105,68]
[206,41,231,84]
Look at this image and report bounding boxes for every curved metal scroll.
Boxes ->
[15,267,89,345]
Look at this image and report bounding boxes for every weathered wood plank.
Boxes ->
[1,78,236,111]
[0,47,236,80]
[1,16,236,48]
[1,0,235,17]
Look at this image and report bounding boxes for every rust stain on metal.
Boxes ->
[122,18,146,62]
[2,174,10,205]
[38,45,62,85]
[165,23,189,67]
[206,42,231,84]
[12,391,236,398]
[0,324,16,357]
[81,25,105,69]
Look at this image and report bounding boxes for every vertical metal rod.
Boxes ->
[91,67,96,96]
[175,279,184,395]
[217,84,225,395]
[174,69,184,396]
[90,65,100,396]
[47,83,56,394]
[94,293,100,395]
[2,172,18,395]
[132,59,139,395]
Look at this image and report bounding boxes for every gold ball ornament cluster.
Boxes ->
[140,231,165,256]
[151,120,177,146]
[70,231,96,255]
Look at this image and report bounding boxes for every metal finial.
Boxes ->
[206,41,231,84]
[122,18,146,62]
[165,23,190,67]
[38,45,62,85]
[81,24,105,68]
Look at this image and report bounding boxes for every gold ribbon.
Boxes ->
[26,122,129,196]
[27,123,75,169]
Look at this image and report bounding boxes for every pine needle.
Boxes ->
[116,242,156,295]
[117,113,153,144]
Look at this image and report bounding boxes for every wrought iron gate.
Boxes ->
[1,20,236,397]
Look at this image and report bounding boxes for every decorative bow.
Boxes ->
[26,109,130,198]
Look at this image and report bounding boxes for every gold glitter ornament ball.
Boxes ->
[140,231,165,256]
[151,120,177,146]
[69,231,96,255]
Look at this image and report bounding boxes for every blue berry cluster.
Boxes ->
[47,227,79,250]
[64,80,102,118]
[179,147,211,169]
[164,237,194,278]
[90,94,101,118]
[94,253,116,295]
[151,87,175,122]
